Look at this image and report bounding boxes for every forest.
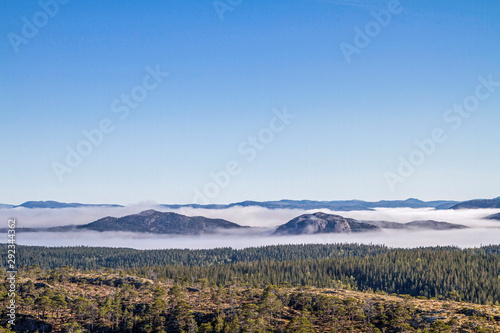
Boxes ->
[2,244,500,304]
[1,265,500,332]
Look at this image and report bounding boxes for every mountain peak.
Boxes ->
[311,211,338,218]
[138,209,162,216]
[405,198,423,203]
[274,212,379,235]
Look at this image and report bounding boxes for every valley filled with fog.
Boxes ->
[1,205,499,249]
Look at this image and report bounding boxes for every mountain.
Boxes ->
[15,201,123,209]
[13,198,500,210]
[485,212,500,220]
[273,212,468,235]
[273,212,380,235]
[0,204,14,209]
[162,198,459,211]
[365,220,468,230]
[5,209,469,235]
[77,210,245,235]
[448,197,500,210]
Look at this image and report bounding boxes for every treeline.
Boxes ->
[2,244,500,304]
[3,243,394,269]
[4,243,500,270]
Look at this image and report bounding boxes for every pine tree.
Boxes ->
[285,315,315,333]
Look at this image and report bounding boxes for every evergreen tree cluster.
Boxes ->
[1,244,499,304]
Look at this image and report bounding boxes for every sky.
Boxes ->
[1,0,500,205]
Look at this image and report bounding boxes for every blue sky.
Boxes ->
[1,0,499,205]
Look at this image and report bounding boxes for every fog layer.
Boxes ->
[1,206,498,249]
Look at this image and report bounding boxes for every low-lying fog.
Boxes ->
[1,205,499,249]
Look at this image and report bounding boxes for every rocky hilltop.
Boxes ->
[273,212,380,235]
[273,212,468,235]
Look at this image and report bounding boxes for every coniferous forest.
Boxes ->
[3,244,500,304]
[1,243,500,332]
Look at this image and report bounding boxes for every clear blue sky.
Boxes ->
[1,0,499,205]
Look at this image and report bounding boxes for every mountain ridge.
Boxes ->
[10,200,124,209]
[161,198,460,211]
[449,198,500,209]
[5,197,500,210]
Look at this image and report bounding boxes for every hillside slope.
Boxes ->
[2,267,499,333]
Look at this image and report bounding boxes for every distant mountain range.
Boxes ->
[0,201,124,209]
[0,199,458,210]
[161,198,459,211]
[1,197,499,211]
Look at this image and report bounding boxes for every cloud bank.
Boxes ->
[0,206,498,249]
